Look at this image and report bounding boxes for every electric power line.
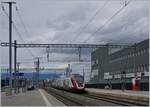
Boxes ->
[13,24,35,57]
[69,0,109,43]
[83,0,132,43]
[15,5,36,57]
[0,4,35,58]
[15,5,32,39]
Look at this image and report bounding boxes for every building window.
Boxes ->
[138,66,140,72]
[96,59,98,65]
[145,64,148,72]
[130,53,132,57]
[126,69,129,73]
[135,52,137,56]
[137,51,139,56]
[141,49,144,55]
[143,48,146,53]
[92,61,95,66]
[148,48,149,53]
[141,65,144,72]
[139,50,141,55]
[132,68,135,72]
[133,53,135,57]
[132,53,134,57]
[120,56,123,60]
[127,55,129,58]
[138,50,141,55]
[129,69,131,72]
[94,60,96,64]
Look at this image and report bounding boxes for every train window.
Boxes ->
[74,74,84,84]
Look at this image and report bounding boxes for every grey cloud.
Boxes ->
[91,2,149,44]
[57,3,91,23]
[46,20,73,31]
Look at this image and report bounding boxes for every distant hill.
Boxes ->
[1,72,63,80]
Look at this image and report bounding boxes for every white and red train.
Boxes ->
[51,74,85,92]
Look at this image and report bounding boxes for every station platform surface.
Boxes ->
[1,89,65,106]
[85,88,149,98]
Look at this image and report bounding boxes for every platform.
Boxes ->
[1,89,65,106]
[85,88,149,98]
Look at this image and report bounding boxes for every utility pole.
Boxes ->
[14,40,17,93]
[83,68,85,82]
[37,58,40,88]
[1,1,16,95]
[78,47,81,61]
[134,44,137,75]
[34,57,40,89]
[17,62,20,93]
[46,46,50,62]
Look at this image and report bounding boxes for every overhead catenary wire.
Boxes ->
[67,1,109,63]
[69,0,109,43]
[83,0,132,43]
[0,4,35,58]
[14,5,49,61]
[15,5,32,39]
[15,5,36,57]
[13,24,35,57]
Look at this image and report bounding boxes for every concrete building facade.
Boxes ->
[88,39,149,90]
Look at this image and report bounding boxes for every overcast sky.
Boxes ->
[0,0,149,80]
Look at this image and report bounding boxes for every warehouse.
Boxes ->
[88,39,149,91]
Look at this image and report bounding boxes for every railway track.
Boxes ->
[45,87,93,106]
[44,87,149,106]
[84,92,149,106]
[48,90,83,106]
[46,88,83,106]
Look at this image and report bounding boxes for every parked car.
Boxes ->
[27,86,35,91]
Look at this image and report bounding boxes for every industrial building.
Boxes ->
[88,39,149,90]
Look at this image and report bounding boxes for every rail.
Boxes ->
[85,91,149,106]
[44,87,149,106]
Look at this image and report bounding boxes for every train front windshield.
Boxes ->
[74,74,84,84]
